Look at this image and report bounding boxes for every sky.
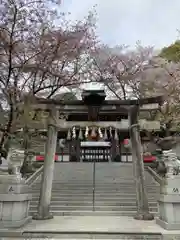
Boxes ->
[60,0,180,49]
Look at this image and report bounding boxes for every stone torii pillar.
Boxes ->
[33,108,58,220]
[129,106,154,220]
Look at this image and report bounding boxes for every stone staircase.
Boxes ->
[29,162,159,217]
[22,233,163,239]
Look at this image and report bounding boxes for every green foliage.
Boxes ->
[160,41,180,62]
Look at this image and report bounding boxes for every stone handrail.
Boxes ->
[25,165,43,186]
[147,166,162,184]
[177,159,180,165]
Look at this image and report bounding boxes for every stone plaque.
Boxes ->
[161,187,180,195]
[172,188,180,194]
[8,185,14,193]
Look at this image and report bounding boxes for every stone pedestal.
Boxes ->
[0,172,32,228]
[156,177,180,230]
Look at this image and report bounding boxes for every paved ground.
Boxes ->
[22,216,162,233]
[1,216,180,239]
[1,216,179,234]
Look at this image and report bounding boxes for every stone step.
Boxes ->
[12,237,162,240]
[51,176,154,179]
[34,181,156,184]
[32,188,159,193]
[51,172,134,173]
[33,183,152,186]
[55,172,153,174]
[32,189,159,193]
[51,172,136,175]
[31,196,158,201]
[31,192,159,196]
[52,172,136,174]
[31,194,158,200]
[29,205,158,211]
[52,173,136,175]
[29,210,158,217]
[52,171,143,173]
[31,195,158,199]
[31,193,158,197]
[32,191,159,199]
[50,177,136,179]
[32,183,158,186]
[32,185,158,188]
[31,200,158,205]
[31,200,157,208]
[38,176,155,180]
[22,233,162,240]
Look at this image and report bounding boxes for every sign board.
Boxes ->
[81,141,111,147]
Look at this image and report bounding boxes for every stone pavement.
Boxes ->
[1,216,180,238]
[22,216,162,233]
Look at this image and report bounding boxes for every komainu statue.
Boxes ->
[155,136,180,178]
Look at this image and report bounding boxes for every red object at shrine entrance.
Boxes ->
[123,138,131,148]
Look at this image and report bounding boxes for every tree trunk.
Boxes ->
[0,104,14,161]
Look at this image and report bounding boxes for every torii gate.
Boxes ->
[19,90,163,221]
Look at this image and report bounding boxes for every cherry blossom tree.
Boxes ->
[91,43,154,100]
[90,43,180,136]
[0,0,97,157]
[147,57,180,135]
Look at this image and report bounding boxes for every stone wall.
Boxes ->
[30,139,46,154]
